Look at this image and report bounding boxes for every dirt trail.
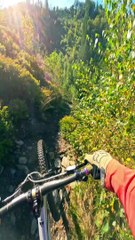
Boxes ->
[0,103,75,240]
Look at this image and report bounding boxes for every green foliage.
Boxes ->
[0,25,20,58]
[21,15,34,52]
[93,189,133,240]
[58,1,107,101]
[60,0,135,239]
[80,0,107,62]
[16,51,45,85]
[60,116,79,139]
[0,55,41,104]
[8,99,29,125]
[45,51,64,87]
[0,106,14,166]
[68,178,96,239]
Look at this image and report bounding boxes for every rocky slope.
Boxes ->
[0,103,77,240]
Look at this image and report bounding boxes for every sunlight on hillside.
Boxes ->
[0,0,23,8]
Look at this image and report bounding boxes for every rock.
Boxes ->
[61,156,70,169]
[18,156,27,165]
[27,146,32,151]
[69,160,75,166]
[10,168,16,176]
[17,165,29,175]
[55,158,61,169]
[15,140,24,146]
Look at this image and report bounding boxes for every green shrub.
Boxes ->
[60,115,79,139]
[0,106,14,166]
[60,0,135,239]
[8,99,29,125]
[0,55,41,104]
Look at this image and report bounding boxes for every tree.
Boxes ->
[80,0,106,62]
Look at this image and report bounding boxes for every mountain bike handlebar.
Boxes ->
[0,166,91,217]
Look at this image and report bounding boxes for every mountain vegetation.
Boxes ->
[0,0,135,239]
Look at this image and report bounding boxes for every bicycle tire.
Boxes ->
[37,139,48,175]
[37,139,60,222]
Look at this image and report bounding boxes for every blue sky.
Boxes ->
[0,0,103,9]
[49,0,102,8]
[49,0,84,8]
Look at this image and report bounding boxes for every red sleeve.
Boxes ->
[105,159,135,238]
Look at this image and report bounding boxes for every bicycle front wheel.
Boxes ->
[37,139,60,222]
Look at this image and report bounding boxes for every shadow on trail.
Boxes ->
[31,99,70,149]
[0,99,71,240]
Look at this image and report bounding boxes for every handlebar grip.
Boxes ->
[0,193,26,217]
[40,166,92,195]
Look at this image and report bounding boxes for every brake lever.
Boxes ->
[90,165,106,186]
[91,165,101,179]
[66,160,89,174]
[82,176,88,182]
[66,165,76,174]
[76,159,89,169]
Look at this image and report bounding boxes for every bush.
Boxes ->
[60,0,135,239]
[0,106,14,166]
[0,55,41,104]
[60,115,79,139]
[8,99,29,125]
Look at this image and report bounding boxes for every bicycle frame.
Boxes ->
[37,196,51,240]
[31,183,51,240]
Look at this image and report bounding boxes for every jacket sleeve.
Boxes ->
[105,159,135,238]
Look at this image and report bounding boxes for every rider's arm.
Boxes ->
[85,151,135,238]
[105,159,135,238]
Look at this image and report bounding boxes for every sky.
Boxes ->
[0,0,103,9]
[49,0,103,9]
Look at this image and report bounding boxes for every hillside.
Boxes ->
[0,3,69,239]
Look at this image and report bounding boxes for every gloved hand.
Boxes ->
[85,150,113,180]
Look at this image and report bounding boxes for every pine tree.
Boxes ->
[80,0,92,61]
